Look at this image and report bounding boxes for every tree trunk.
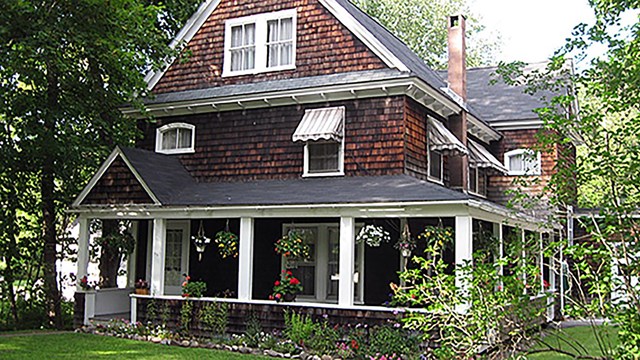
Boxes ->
[42,60,62,329]
[99,220,120,288]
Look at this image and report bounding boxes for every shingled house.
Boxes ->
[70,0,572,327]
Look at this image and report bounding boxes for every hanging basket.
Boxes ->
[191,220,211,262]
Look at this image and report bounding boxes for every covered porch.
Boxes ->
[72,197,557,328]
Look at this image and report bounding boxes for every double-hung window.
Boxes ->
[155,123,195,155]
[468,166,488,196]
[292,106,345,177]
[224,9,297,76]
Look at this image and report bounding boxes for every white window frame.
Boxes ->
[504,149,541,176]
[223,9,297,77]
[282,223,365,304]
[468,166,487,197]
[427,147,444,184]
[155,122,196,155]
[303,140,345,177]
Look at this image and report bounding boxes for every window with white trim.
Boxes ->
[224,9,296,76]
[155,123,195,155]
[428,148,443,182]
[468,166,487,196]
[305,141,344,176]
[504,149,541,176]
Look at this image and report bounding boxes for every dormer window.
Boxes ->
[224,9,297,76]
[155,123,195,155]
[504,149,541,175]
[292,106,345,177]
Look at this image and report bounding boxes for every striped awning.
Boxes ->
[468,139,508,174]
[428,118,467,155]
[292,106,344,142]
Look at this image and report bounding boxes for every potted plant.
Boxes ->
[395,222,416,257]
[356,224,391,247]
[78,275,96,291]
[275,229,310,262]
[134,279,150,295]
[192,221,211,261]
[181,274,207,298]
[269,270,303,302]
[215,229,238,258]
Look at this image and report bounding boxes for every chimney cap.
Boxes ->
[449,14,466,28]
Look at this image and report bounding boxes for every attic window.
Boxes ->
[155,123,195,155]
[504,149,541,176]
[223,9,297,76]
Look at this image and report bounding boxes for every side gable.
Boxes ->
[74,148,160,206]
[151,0,389,94]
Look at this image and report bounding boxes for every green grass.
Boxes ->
[0,333,269,359]
[525,325,619,359]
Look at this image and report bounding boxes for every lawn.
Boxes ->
[0,333,268,359]
[526,325,619,359]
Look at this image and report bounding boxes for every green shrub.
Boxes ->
[244,313,262,347]
[306,320,340,355]
[367,325,420,358]
[179,300,193,335]
[283,310,318,346]
[199,301,228,336]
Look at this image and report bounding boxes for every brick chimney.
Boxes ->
[447,14,469,191]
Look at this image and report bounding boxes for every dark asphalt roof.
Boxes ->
[439,65,555,123]
[145,69,408,105]
[118,147,470,206]
[120,147,195,204]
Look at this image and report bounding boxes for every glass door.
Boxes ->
[164,221,190,295]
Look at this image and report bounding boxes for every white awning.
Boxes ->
[428,118,467,155]
[292,106,344,142]
[468,138,508,174]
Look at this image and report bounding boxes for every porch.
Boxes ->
[73,198,558,328]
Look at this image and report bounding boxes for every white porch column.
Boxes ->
[150,218,166,296]
[126,221,139,288]
[455,216,473,297]
[338,216,355,307]
[238,217,254,301]
[76,216,90,290]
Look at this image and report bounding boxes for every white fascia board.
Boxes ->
[71,146,162,207]
[467,199,558,231]
[319,0,409,72]
[488,119,544,131]
[144,0,222,91]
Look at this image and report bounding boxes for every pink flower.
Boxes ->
[290,278,300,285]
[275,293,282,299]
[274,280,280,286]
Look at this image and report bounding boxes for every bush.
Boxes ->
[283,310,318,346]
[199,301,228,336]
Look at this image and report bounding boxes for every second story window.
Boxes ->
[292,106,345,177]
[224,9,297,76]
[155,123,195,155]
[428,149,443,182]
[504,149,541,176]
[468,166,487,196]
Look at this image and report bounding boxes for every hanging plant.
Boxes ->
[214,220,238,258]
[191,221,211,261]
[418,225,454,253]
[394,221,416,257]
[356,224,391,247]
[275,229,310,260]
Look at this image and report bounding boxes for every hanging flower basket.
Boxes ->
[192,221,211,261]
[275,229,310,261]
[356,225,391,247]
[394,221,416,256]
[215,230,238,258]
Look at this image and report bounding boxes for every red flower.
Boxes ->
[269,295,274,300]
[350,340,359,350]
[290,278,300,285]
[182,281,187,287]
[186,276,191,281]
[274,280,281,286]
[286,270,292,275]
[183,293,190,298]
[275,293,282,299]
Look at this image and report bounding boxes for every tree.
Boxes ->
[351,0,500,68]
[0,0,199,329]
[496,0,640,357]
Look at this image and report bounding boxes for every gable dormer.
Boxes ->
[150,0,389,94]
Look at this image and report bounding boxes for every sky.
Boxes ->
[469,0,596,64]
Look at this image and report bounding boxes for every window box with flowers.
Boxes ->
[269,270,303,302]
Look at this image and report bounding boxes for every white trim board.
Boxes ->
[72,146,161,207]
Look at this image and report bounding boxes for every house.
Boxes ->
[70,0,573,329]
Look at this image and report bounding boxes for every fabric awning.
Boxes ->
[292,106,344,142]
[428,118,467,155]
[468,138,508,174]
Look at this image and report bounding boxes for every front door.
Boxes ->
[164,220,190,295]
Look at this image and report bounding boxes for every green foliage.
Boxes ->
[179,300,193,336]
[199,302,229,337]
[283,310,318,346]
[146,300,157,324]
[305,319,340,355]
[160,301,171,327]
[350,0,500,69]
[367,325,421,358]
[181,275,207,298]
[243,313,263,348]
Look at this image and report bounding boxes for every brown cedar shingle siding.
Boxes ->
[404,98,428,179]
[83,157,154,205]
[138,98,405,182]
[488,129,557,205]
[152,0,387,94]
